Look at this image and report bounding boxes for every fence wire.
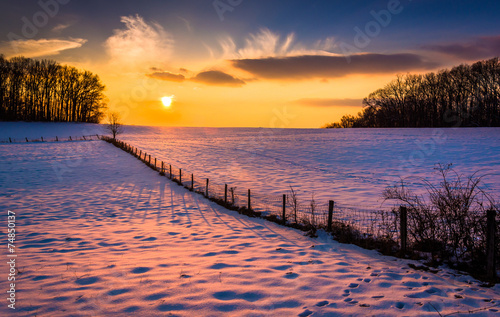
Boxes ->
[0,134,101,143]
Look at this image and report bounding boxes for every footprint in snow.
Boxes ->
[75,276,99,285]
[284,272,299,279]
[131,267,151,274]
[298,309,313,317]
[316,300,329,307]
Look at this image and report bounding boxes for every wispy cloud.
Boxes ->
[0,38,87,58]
[422,35,500,61]
[191,70,245,87]
[105,15,173,69]
[218,28,334,60]
[52,23,72,33]
[293,98,363,107]
[232,53,438,80]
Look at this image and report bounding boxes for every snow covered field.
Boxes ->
[0,123,499,316]
[119,125,500,210]
[2,122,498,210]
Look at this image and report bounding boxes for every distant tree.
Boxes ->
[106,112,123,140]
[0,56,106,122]
[324,57,500,128]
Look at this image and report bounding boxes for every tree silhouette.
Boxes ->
[0,55,107,123]
[106,112,123,140]
[325,57,500,128]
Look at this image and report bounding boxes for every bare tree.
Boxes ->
[0,56,106,122]
[106,112,123,140]
[325,57,500,128]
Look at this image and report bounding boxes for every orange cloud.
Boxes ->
[0,38,87,58]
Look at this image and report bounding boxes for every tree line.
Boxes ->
[325,57,500,128]
[0,55,107,123]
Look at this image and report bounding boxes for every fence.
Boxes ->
[101,136,498,281]
[0,134,101,143]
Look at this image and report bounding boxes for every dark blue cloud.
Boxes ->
[232,53,438,79]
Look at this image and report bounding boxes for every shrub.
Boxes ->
[383,163,497,269]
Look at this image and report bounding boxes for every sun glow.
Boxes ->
[161,96,173,108]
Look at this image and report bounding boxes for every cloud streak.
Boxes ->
[422,35,500,61]
[293,98,363,108]
[0,38,87,58]
[147,71,186,82]
[191,70,245,87]
[232,53,438,79]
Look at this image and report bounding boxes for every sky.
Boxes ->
[1,0,500,128]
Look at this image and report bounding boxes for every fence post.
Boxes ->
[169,165,172,179]
[206,179,209,197]
[41,136,44,142]
[400,206,408,254]
[139,150,142,158]
[161,161,164,174]
[248,189,251,211]
[191,174,194,191]
[9,137,11,143]
[55,136,58,142]
[224,184,228,203]
[486,209,497,280]
[282,194,287,224]
[328,200,334,232]
[154,158,157,169]
[149,155,151,166]
[179,169,182,184]
[25,137,28,142]
[83,136,86,141]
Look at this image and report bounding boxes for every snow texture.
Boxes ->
[0,122,499,316]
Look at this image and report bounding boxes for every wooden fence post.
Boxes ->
[224,184,228,203]
[400,206,408,254]
[169,165,172,179]
[161,161,164,174]
[191,174,194,191]
[25,137,28,142]
[9,137,12,143]
[41,136,44,142]
[248,189,251,210]
[205,179,209,197]
[149,155,151,165]
[179,169,182,184]
[486,209,497,280]
[139,150,142,158]
[154,158,157,169]
[328,200,334,232]
[282,194,286,224]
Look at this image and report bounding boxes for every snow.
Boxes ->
[117,125,500,209]
[0,123,499,316]
[2,122,498,210]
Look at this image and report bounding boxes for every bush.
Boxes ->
[383,164,498,270]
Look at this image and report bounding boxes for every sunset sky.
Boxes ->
[1,0,500,127]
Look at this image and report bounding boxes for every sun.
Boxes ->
[161,96,173,108]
